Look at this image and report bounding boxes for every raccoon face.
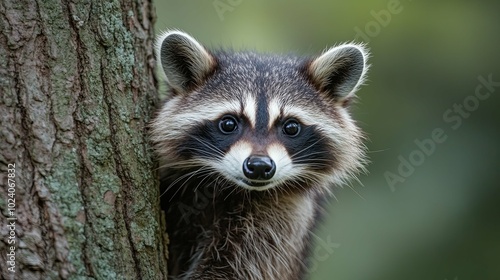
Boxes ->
[152,31,369,193]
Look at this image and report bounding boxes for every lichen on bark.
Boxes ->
[0,0,167,279]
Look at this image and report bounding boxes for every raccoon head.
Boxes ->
[152,31,369,194]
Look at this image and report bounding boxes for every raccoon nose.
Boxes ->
[243,155,276,180]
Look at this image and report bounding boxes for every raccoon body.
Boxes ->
[152,31,369,280]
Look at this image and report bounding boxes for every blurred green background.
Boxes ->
[154,1,500,279]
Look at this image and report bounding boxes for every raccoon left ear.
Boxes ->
[156,30,217,94]
[306,43,369,101]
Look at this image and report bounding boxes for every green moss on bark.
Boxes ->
[0,0,166,279]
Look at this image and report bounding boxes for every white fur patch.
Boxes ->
[282,106,316,126]
[158,97,240,129]
[243,94,257,128]
[267,143,297,182]
[267,98,281,129]
[219,140,253,183]
[217,140,306,192]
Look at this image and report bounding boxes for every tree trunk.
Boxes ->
[0,0,168,279]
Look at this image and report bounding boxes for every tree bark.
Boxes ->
[0,0,168,279]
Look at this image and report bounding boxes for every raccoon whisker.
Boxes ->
[291,150,331,160]
[289,137,325,159]
[291,163,325,174]
[156,163,198,171]
[366,148,390,154]
[214,175,234,196]
[181,149,218,159]
[154,161,185,172]
[287,171,324,189]
[160,169,197,197]
[299,170,329,182]
[292,161,331,167]
[274,177,296,193]
[174,148,224,162]
[183,147,224,158]
[241,189,251,208]
[273,137,327,170]
[187,135,226,157]
[339,169,366,200]
[291,157,333,164]
[292,155,333,164]
[299,166,332,172]
[273,180,288,194]
[169,168,214,200]
[158,159,207,170]
[345,182,365,201]
[274,187,284,203]
[277,181,297,194]
[293,177,319,191]
[214,176,225,191]
[213,173,232,194]
[291,161,332,169]
[164,167,211,201]
[223,185,240,201]
[192,138,244,180]
[329,191,339,202]
[352,174,366,188]
[268,187,281,205]
[166,166,210,188]
[291,161,331,168]
[283,186,294,198]
[193,169,220,193]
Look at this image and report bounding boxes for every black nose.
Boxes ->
[243,155,276,180]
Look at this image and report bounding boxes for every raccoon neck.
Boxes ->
[163,173,320,280]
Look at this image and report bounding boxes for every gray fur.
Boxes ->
[152,31,369,280]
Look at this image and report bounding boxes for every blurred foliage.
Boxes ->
[155,1,500,279]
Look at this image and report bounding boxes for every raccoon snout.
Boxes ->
[243,155,276,180]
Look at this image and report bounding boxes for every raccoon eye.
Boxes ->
[219,115,238,134]
[283,119,301,137]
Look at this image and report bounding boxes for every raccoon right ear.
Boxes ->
[306,43,369,102]
[156,31,216,94]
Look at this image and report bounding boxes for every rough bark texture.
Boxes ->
[0,0,168,279]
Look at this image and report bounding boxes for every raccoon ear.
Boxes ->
[156,31,216,94]
[306,43,369,101]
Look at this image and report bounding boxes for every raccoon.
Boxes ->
[152,31,369,280]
